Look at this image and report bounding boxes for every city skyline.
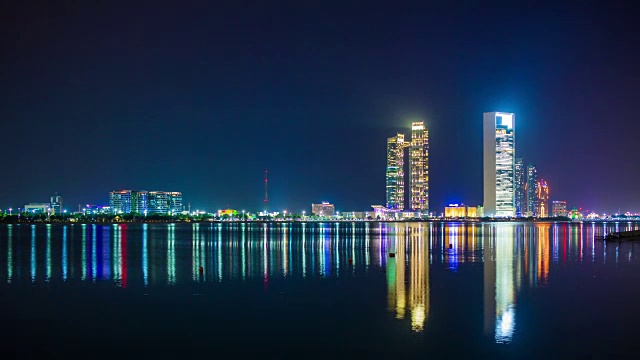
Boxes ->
[1,3,639,213]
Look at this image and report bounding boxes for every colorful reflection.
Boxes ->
[0,221,639,341]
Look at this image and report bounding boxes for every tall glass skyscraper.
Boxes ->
[514,158,525,217]
[525,164,538,216]
[483,112,515,217]
[386,134,407,210]
[409,122,429,213]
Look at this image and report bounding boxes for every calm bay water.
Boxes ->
[1,221,640,358]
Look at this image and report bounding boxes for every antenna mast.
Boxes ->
[264,169,269,213]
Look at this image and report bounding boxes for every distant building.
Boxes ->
[24,203,50,214]
[525,164,538,216]
[312,202,335,217]
[386,134,408,210]
[444,204,480,218]
[569,207,583,220]
[110,190,182,214]
[409,122,429,213]
[371,205,392,220]
[342,211,366,220]
[109,190,133,213]
[552,200,567,217]
[514,158,525,217]
[84,205,111,215]
[536,179,549,217]
[132,191,148,213]
[51,192,63,214]
[147,191,183,214]
[218,209,238,217]
[483,112,515,217]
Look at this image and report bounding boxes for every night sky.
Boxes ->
[1,1,639,214]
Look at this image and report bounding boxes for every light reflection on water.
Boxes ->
[1,221,640,342]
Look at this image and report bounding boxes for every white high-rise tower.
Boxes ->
[483,112,515,217]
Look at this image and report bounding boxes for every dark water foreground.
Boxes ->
[1,222,640,358]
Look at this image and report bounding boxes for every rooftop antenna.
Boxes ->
[264,169,269,213]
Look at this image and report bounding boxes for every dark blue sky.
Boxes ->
[1,1,639,214]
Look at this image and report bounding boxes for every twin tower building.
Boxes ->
[385,112,517,218]
[385,122,429,214]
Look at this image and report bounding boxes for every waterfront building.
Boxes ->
[569,207,583,220]
[525,164,538,216]
[109,190,182,214]
[132,191,148,213]
[84,205,112,215]
[514,158,525,217]
[218,209,238,217]
[312,202,335,217]
[109,190,133,213]
[147,191,183,214]
[483,112,515,217]
[386,134,408,210]
[50,192,63,214]
[409,122,429,213]
[444,204,480,218]
[169,192,183,213]
[24,203,50,214]
[342,211,366,220]
[536,179,549,217]
[371,204,393,220]
[552,200,567,217]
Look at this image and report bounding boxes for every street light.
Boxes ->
[8,208,12,215]
[242,210,245,221]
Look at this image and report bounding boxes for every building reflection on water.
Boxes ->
[386,223,430,332]
[1,221,639,338]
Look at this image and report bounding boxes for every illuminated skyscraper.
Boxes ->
[409,122,429,213]
[536,179,549,218]
[525,164,538,216]
[514,158,525,217]
[386,134,407,210]
[483,112,515,217]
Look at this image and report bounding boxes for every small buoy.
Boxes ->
[199,266,204,274]
[448,243,452,249]
[389,253,396,257]
[348,258,353,263]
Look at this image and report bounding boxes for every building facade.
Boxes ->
[444,204,480,218]
[409,122,429,213]
[514,158,525,217]
[525,164,538,216]
[109,190,182,214]
[24,203,50,214]
[147,191,183,214]
[386,134,407,210]
[50,192,63,214]
[552,200,567,217]
[312,202,335,217]
[109,190,133,213]
[483,112,515,217]
[536,179,549,218]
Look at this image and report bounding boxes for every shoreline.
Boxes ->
[1,219,638,225]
